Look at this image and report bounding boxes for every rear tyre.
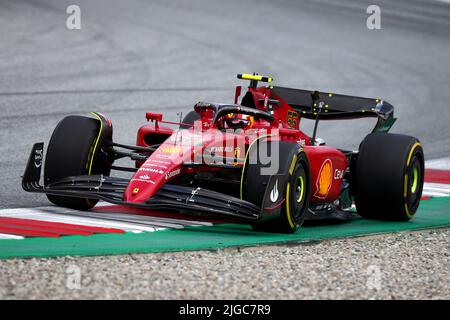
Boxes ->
[180,111,200,129]
[244,141,311,233]
[354,133,424,221]
[44,115,112,210]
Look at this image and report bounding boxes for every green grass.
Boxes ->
[0,197,449,259]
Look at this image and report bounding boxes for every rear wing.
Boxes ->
[271,86,396,132]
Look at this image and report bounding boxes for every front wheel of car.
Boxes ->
[44,113,113,210]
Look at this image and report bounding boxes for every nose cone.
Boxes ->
[123,146,186,203]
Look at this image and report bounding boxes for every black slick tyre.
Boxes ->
[44,115,112,210]
[354,133,424,221]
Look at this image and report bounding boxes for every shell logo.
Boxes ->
[314,159,333,199]
[160,145,183,154]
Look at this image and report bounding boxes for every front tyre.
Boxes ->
[44,114,113,210]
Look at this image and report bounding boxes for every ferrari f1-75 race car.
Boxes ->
[22,73,425,233]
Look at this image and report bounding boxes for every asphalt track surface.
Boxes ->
[1,0,450,209]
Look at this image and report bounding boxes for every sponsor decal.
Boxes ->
[141,163,168,169]
[165,168,181,180]
[270,179,279,202]
[155,153,171,160]
[160,145,183,154]
[144,159,171,165]
[139,174,151,180]
[287,110,298,129]
[206,146,241,160]
[334,169,344,180]
[314,159,333,199]
[34,148,43,168]
[139,167,164,174]
[130,178,155,184]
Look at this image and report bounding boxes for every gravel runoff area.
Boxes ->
[0,228,448,300]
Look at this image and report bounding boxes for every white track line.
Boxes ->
[0,210,159,233]
[0,204,213,235]
[0,233,24,240]
[423,191,448,197]
[423,183,450,192]
[422,158,450,197]
[423,182,450,197]
[427,157,450,170]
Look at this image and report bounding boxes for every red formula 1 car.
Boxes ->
[22,73,425,233]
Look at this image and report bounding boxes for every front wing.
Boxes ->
[22,143,261,222]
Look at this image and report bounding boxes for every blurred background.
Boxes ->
[1,0,449,208]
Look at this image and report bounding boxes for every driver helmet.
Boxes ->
[225,113,254,129]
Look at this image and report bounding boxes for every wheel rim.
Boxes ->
[291,161,308,221]
[296,176,305,203]
[407,156,423,211]
[411,167,419,194]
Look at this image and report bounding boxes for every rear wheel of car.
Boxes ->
[354,132,424,221]
[244,140,311,233]
[180,111,200,129]
[44,114,112,210]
